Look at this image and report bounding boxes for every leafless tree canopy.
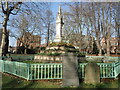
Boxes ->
[0,2,55,55]
[63,2,119,56]
[0,2,119,56]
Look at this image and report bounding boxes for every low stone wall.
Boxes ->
[34,55,63,62]
[46,46,65,50]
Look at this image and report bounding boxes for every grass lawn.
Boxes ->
[79,81,119,88]
[1,73,120,88]
[2,73,61,88]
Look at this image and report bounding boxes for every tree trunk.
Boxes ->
[0,14,9,56]
[98,48,102,56]
[106,34,110,56]
[24,45,28,54]
[106,40,110,56]
[96,40,102,56]
[46,24,50,46]
[79,30,82,52]
[24,48,27,54]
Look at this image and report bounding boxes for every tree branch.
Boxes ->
[10,4,21,15]
[0,1,5,14]
[10,2,22,12]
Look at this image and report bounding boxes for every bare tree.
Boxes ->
[0,2,53,55]
[10,15,36,54]
[63,2,119,56]
[86,3,119,56]
[0,1,22,56]
[63,2,87,51]
[41,4,55,46]
[113,3,120,54]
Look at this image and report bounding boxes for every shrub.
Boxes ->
[40,47,46,50]
[37,53,46,55]
[92,40,99,54]
[74,49,79,52]
[49,42,58,46]
[16,46,25,54]
[77,52,86,57]
[49,42,75,48]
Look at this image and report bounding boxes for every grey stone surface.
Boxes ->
[84,63,100,84]
[34,55,63,63]
[62,53,79,87]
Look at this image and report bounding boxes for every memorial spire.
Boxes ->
[54,5,64,42]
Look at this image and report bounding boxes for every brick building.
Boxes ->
[17,32,41,49]
[101,37,120,54]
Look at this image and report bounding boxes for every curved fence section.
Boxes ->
[114,61,120,77]
[0,60,62,80]
[0,59,120,80]
[0,60,4,72]
[0,60,29,79]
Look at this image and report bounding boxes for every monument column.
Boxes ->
[54,6,64,42]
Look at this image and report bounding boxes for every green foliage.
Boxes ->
[17,46,25,54]
[2,73,60,88]
[78,81,119,88]
[45,48,61,51]
[49,42,57,46]
[40,47,46,50]
[2,73,119,88]
[8,55,34,61]
[37,53,61,56]
[65,48,79,53]
[27,47,39,54]
[17,46,40,54]
[65,48,72,52]
[77,52,86,57]
[49,42,74,48]
[74,49,79,52]
[37,53,46,55]
[19,60,44,64]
